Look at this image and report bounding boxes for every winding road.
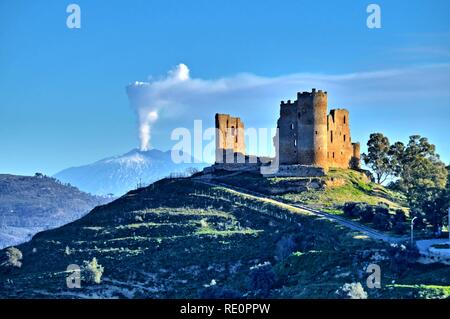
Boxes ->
[194,177,408,244]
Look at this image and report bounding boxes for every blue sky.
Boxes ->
[1,0,450,175]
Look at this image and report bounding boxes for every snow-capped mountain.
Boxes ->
[53,149,208,196]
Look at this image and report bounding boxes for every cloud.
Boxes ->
[126,62,450,152]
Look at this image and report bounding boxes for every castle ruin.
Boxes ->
[213,89,360,175]
[276,89,360,170]
[215,113,246,163]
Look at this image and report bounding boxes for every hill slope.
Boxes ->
[0,174,110,249]
[53,149,207,196]
[1,176,448,299]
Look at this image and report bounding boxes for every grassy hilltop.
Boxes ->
[0,173,449,299]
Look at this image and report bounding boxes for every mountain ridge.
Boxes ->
[0,173,110,249]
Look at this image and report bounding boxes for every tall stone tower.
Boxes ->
[297,89,328,169]
[215,113,245,163]
[277,89,328,168]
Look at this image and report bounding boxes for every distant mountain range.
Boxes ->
[0,174,110,249]
[53,149,208,196]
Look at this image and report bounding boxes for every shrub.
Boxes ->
[83,257,104,284]
[394,209,406,223]
[387,244,419,275]
[275,235,297,261]
[372,210,392,231]
[247,262,277,292]
[359,206,375,223]
[375,203,390,215]
[1,247,23,268]
[343,202,358,217]
[336,282,368,299]
[353,203,370,218]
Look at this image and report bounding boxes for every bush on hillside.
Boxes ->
[372,212,392,231]
[82,257,104,284]
[353,203,370,218]
[387,244,420,275]
[0,247,23,269]
[394,209,407,223]
[336,282,368,299]
[343,202,359,217]
[275,235,297,261]
[247,262,277,293]
[359,206,375,223]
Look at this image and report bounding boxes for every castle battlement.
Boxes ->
[280,99,295,106]
[296,88,328,99]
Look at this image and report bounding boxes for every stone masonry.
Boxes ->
[214,89,360,173]
[276,89,360,170]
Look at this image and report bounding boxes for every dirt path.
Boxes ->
[194,178,408,244]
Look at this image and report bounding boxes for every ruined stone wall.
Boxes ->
[215,113,246,163]
[326,109,354,168]
[277,100,298,165]
[351,142,361,169]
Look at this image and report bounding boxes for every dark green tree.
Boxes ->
[362,133,393,184]
[393,136,448,234]
[394,135,447,193]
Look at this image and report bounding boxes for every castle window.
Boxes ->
[290,123,294,130]
[294,139,297,147]
[231,126,236,136]
[315,131,318,135]
[332,152,335,158]
[344,134,346,142]
[344,116,346,124]
[330,131,333,143]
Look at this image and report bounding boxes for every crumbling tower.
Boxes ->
[215,113,245,163]
[276,89,359,170]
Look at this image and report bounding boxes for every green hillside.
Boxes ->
[0,176,448,299]
[214,168,406,211]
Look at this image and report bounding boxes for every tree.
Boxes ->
[362,133,393,184]
[392,136,448,234]
[388,141,405,176]
[394,135,447,193]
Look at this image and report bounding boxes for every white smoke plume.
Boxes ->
[126,62,450,154]
[126,63,190,151]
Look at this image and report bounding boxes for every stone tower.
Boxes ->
[215,113,245,163]
[297,89,328,168]
[276,89,360,170]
